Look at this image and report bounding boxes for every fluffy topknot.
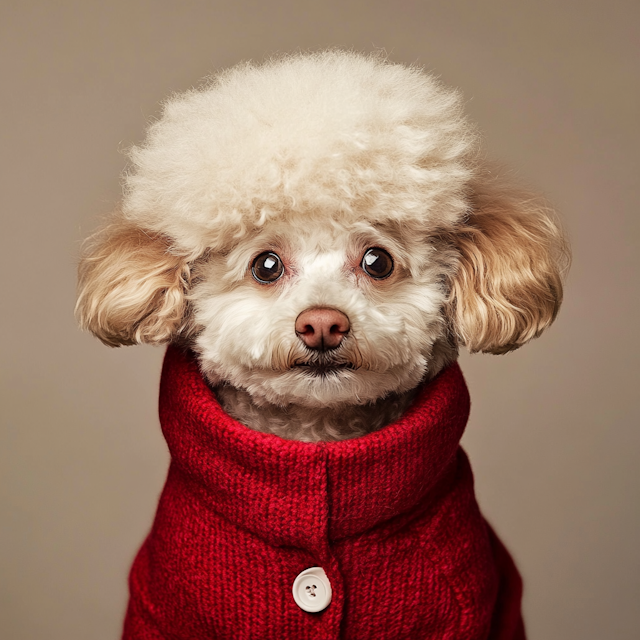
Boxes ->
[122,50,478,254]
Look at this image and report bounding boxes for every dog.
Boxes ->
[76,51,568,639]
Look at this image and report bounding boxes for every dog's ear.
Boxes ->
[76,216,192,347]
[447,175,570,355]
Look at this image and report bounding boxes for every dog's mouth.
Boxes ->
[289,341,364,377]
[293,360,356,377]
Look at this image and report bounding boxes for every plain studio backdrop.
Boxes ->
[1,1,638,638]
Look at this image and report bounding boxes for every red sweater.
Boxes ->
[123,346,525,640]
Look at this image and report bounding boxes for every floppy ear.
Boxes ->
[75,215,192,347]
[448,175,570,355]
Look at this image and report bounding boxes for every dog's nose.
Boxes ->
[295,308,350,351]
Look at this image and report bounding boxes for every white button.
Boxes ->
[292,567,332,612]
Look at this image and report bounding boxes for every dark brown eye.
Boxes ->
[361,247,393,279]
[251,251,284,283]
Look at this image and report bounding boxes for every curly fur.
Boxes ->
[122,51,477,254]
[76,216,193,347]
[76,50,569,441]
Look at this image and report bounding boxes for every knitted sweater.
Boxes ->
[122,346,525,640]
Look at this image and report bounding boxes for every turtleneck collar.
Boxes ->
[159,346,470,555]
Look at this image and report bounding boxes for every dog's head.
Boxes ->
[77,51,568,408]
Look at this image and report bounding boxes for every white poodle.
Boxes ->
[76,51,568,441]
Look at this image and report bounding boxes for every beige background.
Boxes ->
[1,1,638,638]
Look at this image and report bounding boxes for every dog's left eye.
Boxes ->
[251,251,284,283]
[361,247,394,279]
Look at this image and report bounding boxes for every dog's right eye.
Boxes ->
[251,252,284,284]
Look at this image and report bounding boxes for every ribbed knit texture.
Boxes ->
[123,346,525,639]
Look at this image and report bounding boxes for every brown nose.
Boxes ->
[295,308,350,351]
